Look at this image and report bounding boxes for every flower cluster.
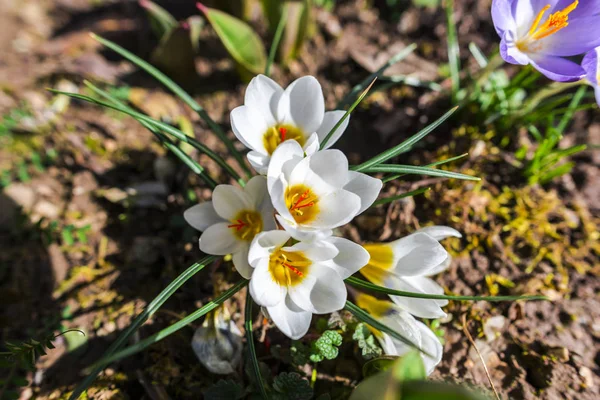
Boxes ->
[185,75,458,373]
[492,0,600,104]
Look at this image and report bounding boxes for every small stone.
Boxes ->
[4,183,36,211]
[483,315,506,342]
[32,200,60,220]
[547,347,569,363]
[579,366,594,388]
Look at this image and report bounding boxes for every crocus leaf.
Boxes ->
[198,3,267,76]
[140,0,178,39]
[151,23,199,85]
[279,0,311,65]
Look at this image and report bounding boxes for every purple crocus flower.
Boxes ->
[492,0,600,82]
[582,47,600,105]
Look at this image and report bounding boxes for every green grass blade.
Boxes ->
[265,6,288,77]
[84,81,217,188]
[371,187,430,207]
[86,280,248,373]
[69,256,217,400]
[382,153,468,183]
[337,44,417,109]
[379,75,442,91]
[51,89,244,186]
[352,107,458,172]
[320,78,376,149]
[361,165,479,181]
[445,0,460,100]
[344,301,431,357]
[90,33,251,177]
[346,277,548,301]
[245,291,268,399]
[556,85,587,135]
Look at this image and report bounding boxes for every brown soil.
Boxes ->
[1,0,598,399]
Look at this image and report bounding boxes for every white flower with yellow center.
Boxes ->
[355,293,443,375]
[184,176,276,278]
[361,226,461,319]
[248,230,369,339]
[267,140,382,240]
[230,74,351,174]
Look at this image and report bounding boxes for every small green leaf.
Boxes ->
[140,0,178,39]
[353,323,382,360]
[362,356,397,378]
[311,330,342,362]
[393,350,426,381]
[198,4,267,76]
[272,372,313,400]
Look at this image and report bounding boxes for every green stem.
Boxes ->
[265,6,288,77]
[245,291,268,399]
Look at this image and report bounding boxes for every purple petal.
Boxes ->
[492,0,516,36]
[529,53,585,81]
[582,47,600,85]
[538,16,600,57]
[500,34,530,65]
[555,0,600,18]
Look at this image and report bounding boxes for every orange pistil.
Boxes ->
[283,262,304,277]
[290,189,314,213]
[227,219,247,231]
[528,1,578,41]
[279,127,287,141]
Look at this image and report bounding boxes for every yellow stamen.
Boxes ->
[262,124,305,155]
[269,248,311,287]
[285,184,319,224]
[228,210,263,241]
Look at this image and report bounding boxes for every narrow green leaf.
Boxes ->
[445,0,460,100]
[344,301,430,357]
[265,5,288,76]
[86,280,248,371]
[245,291,268,399]
[279,0,311,66]
[361,165,479,181]
[53,87,239,186]
[372,187,430,207]
[345,276,548,302]
[338,44,417,109]
[69,256,217,400]
[382,153,468,183]
[556,85,587,135]
[198,4,267,75]
[353,107,458,172]
[89,34,250,177]
[83,81,217,188]
[320,78,376,149]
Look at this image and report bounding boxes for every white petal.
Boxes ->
[200,223,243,255]
[269,176,295,222]
[250,258,287,307]
[247,151,270,175]
[244,74,283,126]
[312,190,361,229]
[277,76,325,134]
[513,0,535,38]
[416,225,462,241]
[416,321,443,376]
[212,185,253,221]
[386,275,447,319]
[316,110,349,149]
[323,237,370,279]
[266,296,312,340]
[303,133,320,156]
[248,230,291,267]
[377,332,399,356]
[292,149,349,192]
[379,308,423,352]
[275,214,333,242]
[184,202,224,231]
[267,140,304,190]
[230,106,268,153]
[288,265,346,314]
[344,171,383,214]
[285,240,338,261]
[244,176,269,210]
[389,233,449,277]
[425,255,452,277]
[232,245,253,279]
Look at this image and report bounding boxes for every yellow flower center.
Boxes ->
[517,1,578,51]
[268,248,311,287]
[285,184,319,225]
[227,210,263,241]
[355,293,394,319]
[263,124,305,155]
[360,244,395,285]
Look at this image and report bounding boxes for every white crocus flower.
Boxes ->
[184,176,276,279]
[266,140,382,241]
[361,226,461,319]
[355,293,443,375]
[230,74,350,174]
[248,230,369,339]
